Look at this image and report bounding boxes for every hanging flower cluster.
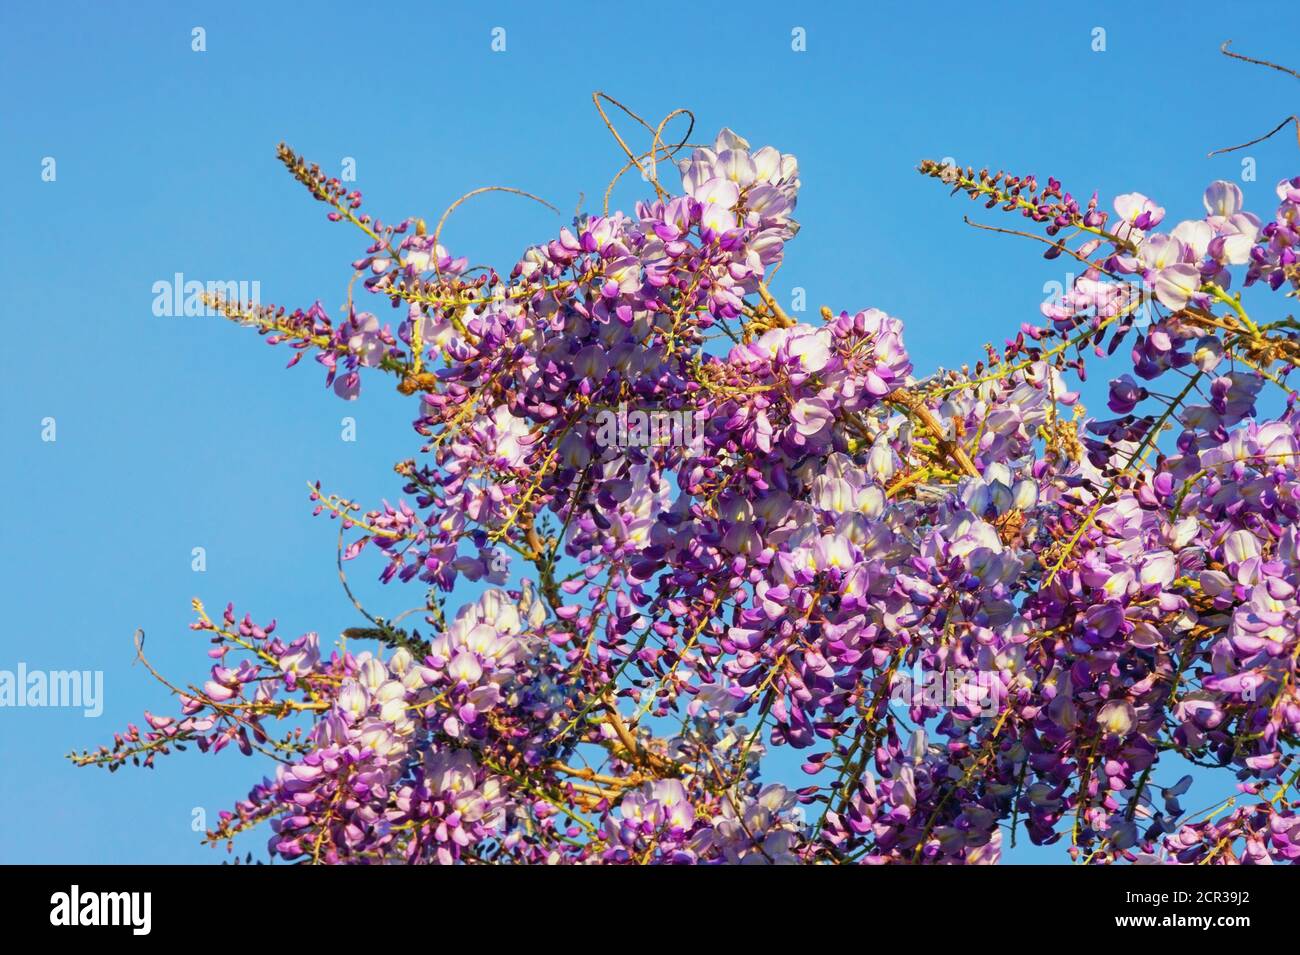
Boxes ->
[72,99,1300,865]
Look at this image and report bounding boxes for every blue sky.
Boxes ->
[1,1,1296,863]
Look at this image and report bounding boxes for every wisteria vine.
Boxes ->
[71,87,1300,865]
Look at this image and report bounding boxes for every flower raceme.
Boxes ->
[70,120,1300,865]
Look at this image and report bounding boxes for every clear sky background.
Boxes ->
[1,1,1296,864]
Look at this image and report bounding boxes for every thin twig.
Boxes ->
[1220,40,1300,81]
